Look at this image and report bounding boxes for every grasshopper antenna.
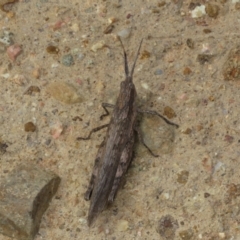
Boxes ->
[130,38,143,77]
[118,37,143,78]
[118,37,129,76]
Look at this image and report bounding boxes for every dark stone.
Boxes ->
[0,163,61,240]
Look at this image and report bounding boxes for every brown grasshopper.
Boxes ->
[78,38,178,226]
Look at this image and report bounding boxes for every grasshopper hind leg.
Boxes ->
[108,137,135,203]
[84,140,105,201]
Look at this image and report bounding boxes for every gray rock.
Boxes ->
[0,163,61,240]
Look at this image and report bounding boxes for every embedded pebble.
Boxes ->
[183,67,192,75]
[219,232,225,239]
[139,114,175,156]
[117,28,131,39]
[0,0,16,12]
[235,2,240,9]
[177,170,189,184]
[62,54,74,66]
[140,50,150,59]
[205,3,219,18]
[24,122,36,132]
[197,54,214,64]
[50,122,63,139]
[91,41,105,52]
[116,220,129,232]
[223,45,240,81]
[24,86,40,95]
[182,128,192,134]
[46,82,83,104]
[0,30,13,46]
[7,44,22,61]
[46,45,60,54]
[179,229,194,240]
[70,23,79,32]
[104,24,114,34]
[158,1,166,7]
[157,215,179,239]
[0,141,8,155]
[203,28,212,34]
[0,163,60,240]
[154,69,163,75]
[11,74,27,85]
[163,106,176,119]
[190,5,206,18]
[32,68,40,79]
[186,38,194,49]
[108,17,118,23]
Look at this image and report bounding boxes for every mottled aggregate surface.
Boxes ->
[1,1,240,239]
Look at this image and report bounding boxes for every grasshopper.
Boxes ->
[78,38,178,226]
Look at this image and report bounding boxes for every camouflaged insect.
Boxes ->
[80,39,179,226]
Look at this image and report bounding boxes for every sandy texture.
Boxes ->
[0,0,240,239]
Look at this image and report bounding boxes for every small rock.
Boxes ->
[62,54,74,66]
[108,17,118,24]
[46,45,60,54]
[163,106,176,119]
[0,141,8,155]
[0,30,13,46]
[179,229,194,240]
[182,128,192,134]
[183,67,192,75]
[24,122,36,132]
[139,113,176,156]
[158,1,166,7]
[186,38,194,49]
[205,3,219,18]
[151,7,160,13]
[0,0,17,12]
[156,215,179,239]
[154,69,163,75]
[32,68,40,79]
[203,28,212,34]
[117,28,131,39]
[223,45,240,81]
[235,2,240,10]
[103,24,114,34]
[11,74,27,85]
[197,54,214,64]
[91,40,106,52]
[116,220,129,232]
[7,44,22,61]
[70,23,79,32]
[204,192,210,198]
[177,170,189,184]
[0,163,61,240]
[46,81,83,104]
[140,50,150,59]
[190,5,206,18]
[224,134,234,143]
[50,121,63,139]
[24,86,40,95]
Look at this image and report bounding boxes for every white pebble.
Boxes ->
[163,192,170,199]
[116,220,129,232]
[91,41,105,52]
[141,82,149,90]
[70,23,79,32]
[218,232,225,238]
[191,5,206,18]
[117,28,131,39]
